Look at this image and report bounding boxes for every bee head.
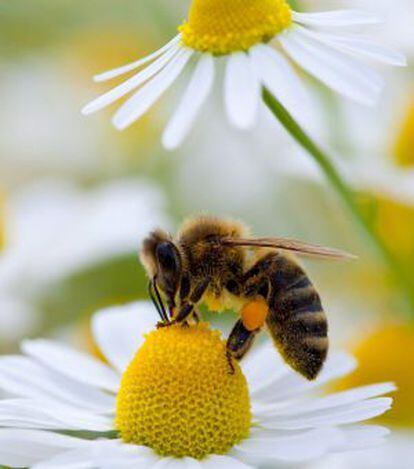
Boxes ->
[140,230,182,306]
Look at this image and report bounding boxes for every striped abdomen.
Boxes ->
[265,253,328,380]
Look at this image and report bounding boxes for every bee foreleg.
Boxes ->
[226,319,259,362]
[174,278,210,324]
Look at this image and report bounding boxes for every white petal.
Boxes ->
[232,427,344,465]
[112,48,193,130]
[290,382,395,413]
[292,10,381,28]
[92,301,158,373]
[255,382,395,419]
[93,35,182,82]
[162,54,215,150]
[33,450,95,469]
[250,44,311,126]
[279,27,384,105]
[82,45,181,115]
[88,440,158,468]
[337,425,390,451]
[242,341,289,395]
[0,356,114,413]
[101,460,160,469]
[154,457,202,468]
[22,339,119,392]
[33,441,157,469]
[202,455,253,469]
[224,52,260,130]
[0,400,59,430]
[0,399,113,431]
[252,351,356,404]
[259,397,393,429]
[100,462,158,469]
[294,26,406,67]
[0,429,86,468]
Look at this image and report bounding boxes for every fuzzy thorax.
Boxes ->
[116,323,251,459]
[180,0,292,55]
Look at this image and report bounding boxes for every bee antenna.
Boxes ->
[148,279,168,323]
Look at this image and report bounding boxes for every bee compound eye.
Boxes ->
[156,242,179,271]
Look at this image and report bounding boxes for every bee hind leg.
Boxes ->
[226,319,259,374]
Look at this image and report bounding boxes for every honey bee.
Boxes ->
[140,216,354,380]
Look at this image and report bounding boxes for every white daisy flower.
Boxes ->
[0,301,394,468]
[82,0,406,150]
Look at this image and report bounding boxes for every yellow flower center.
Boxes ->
[180,0,292,55]
[116,323,251,459]
[334,324,414,427]
[394,99,414,167]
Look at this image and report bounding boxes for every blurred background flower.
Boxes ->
[1,0,413,466]
[0,179,168,351]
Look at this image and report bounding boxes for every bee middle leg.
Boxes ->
[226,319,259,374]
[180,310,201,328]
[191,309,202,323]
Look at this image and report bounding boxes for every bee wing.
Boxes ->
[222,237,356,260]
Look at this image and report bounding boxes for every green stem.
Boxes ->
[263,88,414,315]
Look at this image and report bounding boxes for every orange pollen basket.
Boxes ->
[241,298,269,331]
